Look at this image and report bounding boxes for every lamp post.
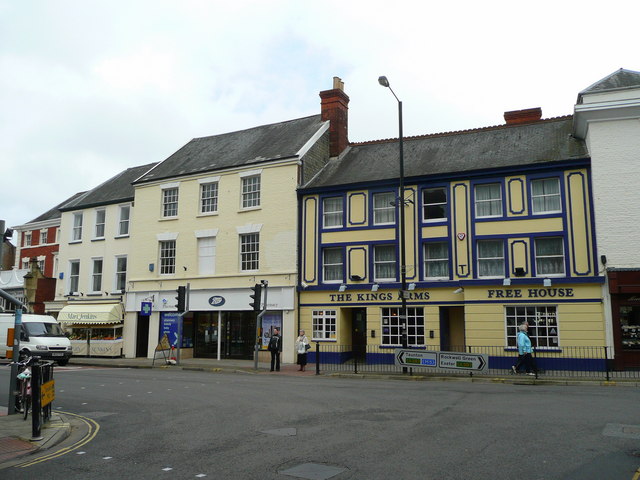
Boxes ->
[378,76,409,355]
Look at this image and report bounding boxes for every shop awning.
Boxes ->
[58,303,123,324]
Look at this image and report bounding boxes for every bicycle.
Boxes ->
[10,355,38,420]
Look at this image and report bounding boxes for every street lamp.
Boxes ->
[378,76,409,354]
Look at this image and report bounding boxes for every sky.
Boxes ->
[1,0,637,236]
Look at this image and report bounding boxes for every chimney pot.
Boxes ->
[504,107,542,125]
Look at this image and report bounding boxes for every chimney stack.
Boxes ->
[320,76,350,157]
[504,107,542,125]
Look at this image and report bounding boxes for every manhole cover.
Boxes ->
[280,463,346,480]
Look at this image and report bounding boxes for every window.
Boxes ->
[118,205,130,236]
[535,238,565,276]
[115,256,127,292]
[477,240,504,277]
[69,260,80,294]
[323,197,343,228]
[373,192,395,225]
[312,310,337,340]
[241,175,260,208]
[374,245,396,281]
[94,209,106,238]
[72,213,83,241]
[506,306,558,348]
[41,230,48,244]
[475,184,502,218]
[198,237,216,275]
[240,233,259,271]
[322,247,343,283]
[424,242,449,279]
[91,258,103,292]
[381,307,425,346]
[423,187,447,222]
[162,188,179,217]
[24,232,32,247]
[159,240,176,274]
[37,259,45,273]
[200,182,219,214]
[531,178,561,214]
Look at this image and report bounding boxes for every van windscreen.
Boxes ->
[24,322,66,337]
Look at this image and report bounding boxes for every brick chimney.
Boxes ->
[504,107,542,125]
[320,77,350,157]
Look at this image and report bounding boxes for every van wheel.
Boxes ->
[57,359,69,366]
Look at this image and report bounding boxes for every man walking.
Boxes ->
[268,328,282,372]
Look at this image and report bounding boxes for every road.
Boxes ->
[1,366,639,479]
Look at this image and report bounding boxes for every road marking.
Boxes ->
[632,467,640,480]
[15,411,100,468]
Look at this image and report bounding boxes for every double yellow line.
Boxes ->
[15,411,100,468]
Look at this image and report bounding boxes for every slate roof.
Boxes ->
[578,68,640,102]
[135,115,325,184]
[60,162,158,211]
[304,116,588,190]
[25,191,87,224]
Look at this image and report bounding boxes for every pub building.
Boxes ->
[297,108,607,369]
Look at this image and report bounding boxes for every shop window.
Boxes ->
[241,175,261,209]
[620,306,640,350]
[475,183,502,218]
[373,192,395,225]
[381,307,425,346]
[531,178,561,214]
[312,310,337,341]
[505,306,558,348]
[477,240,504,277]
[159,240,176,275]
[323,197,343,228]
[423,187,447,222]
[535,237,565,276]
[424,242,449,279]
[240,233,259,271]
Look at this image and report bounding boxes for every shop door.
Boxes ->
[352,308,367,362]
[224,312,256,359]
[439,307,465,352]
[136,314,149,357]
[195,313,222,358]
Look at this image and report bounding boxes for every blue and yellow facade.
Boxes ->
[298,114,606,368]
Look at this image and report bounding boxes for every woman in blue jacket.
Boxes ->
[512,322,537,376]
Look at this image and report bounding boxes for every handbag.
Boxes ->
[305,343,311,351]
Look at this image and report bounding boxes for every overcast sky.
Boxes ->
[1,0,637,235]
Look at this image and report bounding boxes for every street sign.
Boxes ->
[395,349,488,372]
[41,379,55,407]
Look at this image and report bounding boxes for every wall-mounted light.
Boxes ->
[350,274,364,281]
[514,267,526,277]
[301,282,309,289]
[371,283,379,292]
[543,278,552,287]
[408,283,416,291]
[338,284,347,292]
[453,287,464,294]
[601,255,607,265]
[503,278,511,286]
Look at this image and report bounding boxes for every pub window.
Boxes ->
[312,310,337,341]
[505,306,558,348]
[422,187,447,222]
[381,307,425,346]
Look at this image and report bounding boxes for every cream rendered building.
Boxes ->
[125,79,350,361]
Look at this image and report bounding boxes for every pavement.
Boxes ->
[1,355,637,465]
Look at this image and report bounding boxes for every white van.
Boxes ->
[0,313,73,366]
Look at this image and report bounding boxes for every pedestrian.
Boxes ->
[295,329,310,371]
[268,328,282,372]
[512,322,537,376]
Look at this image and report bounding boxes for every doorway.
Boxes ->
[194,312,256,359]
[352,308,367,362]
[135,314,149,357]
[439,306,465,351]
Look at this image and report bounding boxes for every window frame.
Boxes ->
[474,183,503,218]
[118,205,130,236]
[322,247,344,283]
[159,240,176,275]
[91,258,103,293]
[241,175,261,209]
[198,236,217,275]
[200,182,219,214]
[162,187,179,218]
[114,256,127,292]
[41,229,48,245]
[71,213,83,242]
[534,237,565,277]
[423,241,450,280]
[373,244,397,282]
[239,233,260,272]
[94,209,106,239]
[505,305,559,349]
[312,310,337,341]
[477,239,505,278]
[381,307,425,347]
[322,196,344,229]
[422,187,448,223]
[68,260,80,294]
[372,191,396,226]
[24,232,32,247]
[531,177,562,215]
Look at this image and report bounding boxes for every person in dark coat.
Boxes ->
[268,328,282,372]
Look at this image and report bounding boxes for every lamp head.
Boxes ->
[378,76,390,88]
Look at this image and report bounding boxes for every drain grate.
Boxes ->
[280,463,346,480]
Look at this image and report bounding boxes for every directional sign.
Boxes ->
[395,349,488,372]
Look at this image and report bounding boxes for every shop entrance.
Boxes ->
[352,308,367,362]
[136,314,149,357]
[194,311,256,359]
[439,306,465,351]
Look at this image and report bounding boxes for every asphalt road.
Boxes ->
[1,366,639,479]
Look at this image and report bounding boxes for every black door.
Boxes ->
[136,314,149,357]
[352,308,367,362]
